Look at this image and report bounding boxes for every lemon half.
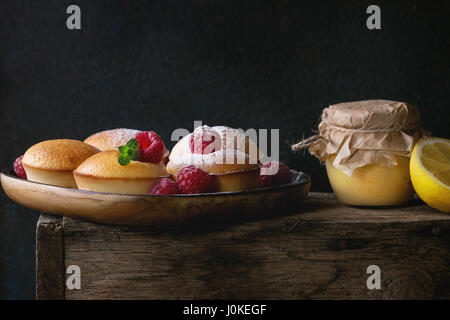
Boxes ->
[410,137,450,213]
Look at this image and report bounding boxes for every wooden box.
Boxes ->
[36,193,450,299]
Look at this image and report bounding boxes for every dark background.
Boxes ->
[0,0,449,299]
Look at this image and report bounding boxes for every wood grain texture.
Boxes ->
[1,171,310,226]
[60,194,450,300]
[36,214,64,300]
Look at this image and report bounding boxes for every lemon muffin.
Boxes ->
[85,128,169,162]
[167,126,261,192]
[22,139,99,188]
[74,150,169,194]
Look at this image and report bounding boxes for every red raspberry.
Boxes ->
[177,165,212,194]
[135,131,166,163]
[149,178,179,195]
[14,155,27,179]
[258,161,293,187]
[189,126,222,154]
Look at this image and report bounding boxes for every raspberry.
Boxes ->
[149,178,179,195]
[258,161,293,187]
[14,155,27,179]
[189,125,222,154]
[177,165,212,194]
[135,131,166,163]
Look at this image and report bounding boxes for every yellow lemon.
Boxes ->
[410,137,450,213]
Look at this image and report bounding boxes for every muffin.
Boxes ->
[167,125,261,192]
[84,128,169,163]
[74,150,169,194]
[22,139,99,188]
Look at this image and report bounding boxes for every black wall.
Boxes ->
[1,0,449,299]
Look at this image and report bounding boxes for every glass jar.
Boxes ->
[292,100,428,206]
[325,155,414,206]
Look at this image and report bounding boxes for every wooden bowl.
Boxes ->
[1,170,311,226]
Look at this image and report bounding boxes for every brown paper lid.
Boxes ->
[322,100,421,130]
[292,100,429,176]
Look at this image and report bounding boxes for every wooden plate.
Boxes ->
[1,170,311,226]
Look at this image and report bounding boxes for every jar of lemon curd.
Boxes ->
[292,100,429,206]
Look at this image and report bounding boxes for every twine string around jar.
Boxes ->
[291,104,415,151]
[291,135,324,151]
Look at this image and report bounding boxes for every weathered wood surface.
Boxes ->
[54,193,450,300]
[36,214,64,300]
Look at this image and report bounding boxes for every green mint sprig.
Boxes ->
[118,138,140,166]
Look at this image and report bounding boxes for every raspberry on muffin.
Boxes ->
[136,131,166,163]
[189,125,222,155]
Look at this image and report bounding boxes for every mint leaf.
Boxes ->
[118,146,128,153]
[126,138,139,150]
[118,138,140,166]
[128,149,140,161]
[118,153,131,166]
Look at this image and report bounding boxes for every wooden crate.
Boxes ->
[36,193,450,300]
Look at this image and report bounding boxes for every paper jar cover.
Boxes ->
[292,100,429,176]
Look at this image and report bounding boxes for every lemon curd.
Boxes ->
[292,100,428,207]
[326,155,415,206]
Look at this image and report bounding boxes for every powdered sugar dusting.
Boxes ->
[86,128,140,150]
[170,125,261,168]
[105,128,140,147]
[171,149,258,167]
[212,125,231,132]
